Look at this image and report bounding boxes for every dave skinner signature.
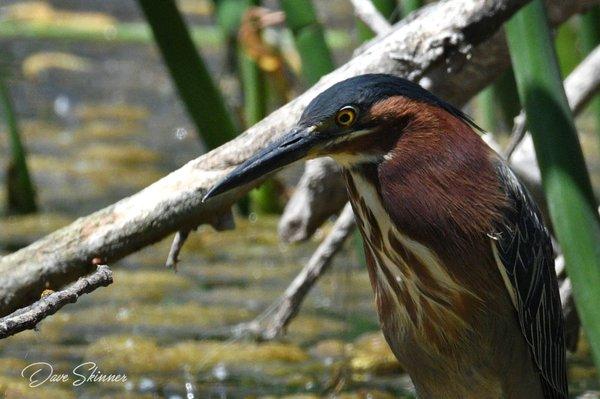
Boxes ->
[21,361,127,387]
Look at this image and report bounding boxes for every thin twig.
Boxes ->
[164,209,234,271]
[350,0,392,36]
[165,230,191,271]
[503,111,527,160]
[560,278,580,352]
[0,265,113,339]
[234,203,356,339]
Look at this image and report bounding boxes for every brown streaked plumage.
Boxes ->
[204,74,567,398]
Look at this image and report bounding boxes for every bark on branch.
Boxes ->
[0,265,113,339]
[0,0,592,317]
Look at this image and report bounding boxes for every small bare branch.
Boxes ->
[503,111,527,160]
[350,0,392,36]
[0,265,113,339]
[236,203,356,339]
[165,230,191,271]
[165,209,234,270]
[560,278,581,352]
[565,44,600,115]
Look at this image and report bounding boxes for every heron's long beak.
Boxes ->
[203,126,319,201]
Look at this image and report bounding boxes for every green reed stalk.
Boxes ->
[0,76,37,214]
[237,1,283,214]
[477,69,520,132]
[279,0,335,85]
[212,0,253,72]
[506,0,600,368]
[138,0,238,149]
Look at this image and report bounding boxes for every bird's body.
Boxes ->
[337,99,557,398]
[205,74,567,398]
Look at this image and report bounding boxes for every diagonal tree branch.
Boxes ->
[0,0,592,317]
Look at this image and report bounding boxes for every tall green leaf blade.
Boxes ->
[138,0,238,149]
[280,0,334,85]
[0,76,37,215]
[506,0,600,370]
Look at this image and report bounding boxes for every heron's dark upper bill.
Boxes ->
[203,126,318,201]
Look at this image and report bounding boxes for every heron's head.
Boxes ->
[203,73,478,201]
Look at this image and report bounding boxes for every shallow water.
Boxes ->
[0,0,599,398]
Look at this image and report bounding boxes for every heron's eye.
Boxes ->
[335,106,357,127]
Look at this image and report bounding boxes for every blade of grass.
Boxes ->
[212,0,254,72]
[494,68,521,129]
[137,0,238,149]
[0,76,37,215]
[237,4,283,214]
[477,69,520,132]
[279,0,334,85]
[506,0,600,369]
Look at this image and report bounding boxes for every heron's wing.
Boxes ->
[493,162,568,399]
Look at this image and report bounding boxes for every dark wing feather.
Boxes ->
[493,161,568,399]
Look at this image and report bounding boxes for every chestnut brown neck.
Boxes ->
[350,96,508,261]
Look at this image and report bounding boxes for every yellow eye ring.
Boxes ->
[335,106,357,127]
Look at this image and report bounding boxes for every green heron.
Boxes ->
[204,74,567,398]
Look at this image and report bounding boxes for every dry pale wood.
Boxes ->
[565,44,600,115]
[165,230,191,271]
[0,265,113,339]
[350,0,393,35]
[0,0,591,317]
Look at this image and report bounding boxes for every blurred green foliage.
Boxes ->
[579,7,600,148]
[280,0,334,85]
[138,0,238,149]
